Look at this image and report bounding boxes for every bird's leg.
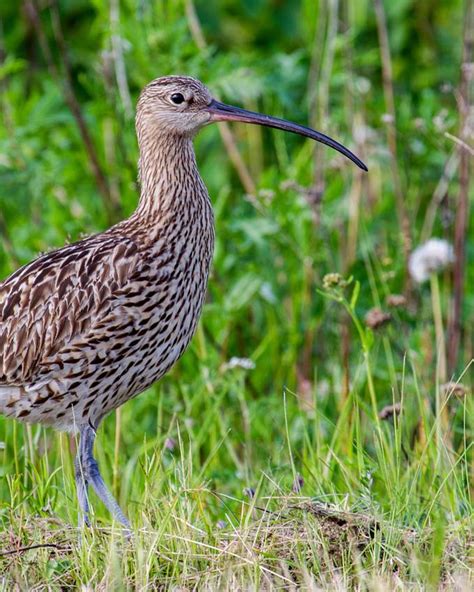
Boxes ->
[77,423,131,531]
[74,451,91,527]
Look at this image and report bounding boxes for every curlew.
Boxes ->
[0,76,367,529]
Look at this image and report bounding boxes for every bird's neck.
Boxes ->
[133,128,208,223]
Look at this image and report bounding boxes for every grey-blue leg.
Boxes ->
[75,423,131,531]
[74,453,91,527]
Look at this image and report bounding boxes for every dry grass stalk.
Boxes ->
[447,0,474,374]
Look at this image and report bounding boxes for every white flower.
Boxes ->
[408,238,455,283]
[223,357,256,371]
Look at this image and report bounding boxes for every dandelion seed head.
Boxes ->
[408,238,455,283]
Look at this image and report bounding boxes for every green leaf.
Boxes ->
[350,281,361,311]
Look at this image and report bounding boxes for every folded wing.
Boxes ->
[0,232,142,388]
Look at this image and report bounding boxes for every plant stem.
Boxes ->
[430,273,447,385]
[373,0,411,264]
[430,273,450,447]
[447,0,473,374]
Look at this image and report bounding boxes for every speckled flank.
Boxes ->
[0,76,215,433]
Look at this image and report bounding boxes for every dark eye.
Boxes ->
[171,93,185,105]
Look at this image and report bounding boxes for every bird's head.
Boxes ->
[137,76,214,137]
[137,75,367,171]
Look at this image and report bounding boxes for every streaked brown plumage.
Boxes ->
[0,76,367,529]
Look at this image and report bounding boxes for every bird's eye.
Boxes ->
[170,93,185,105]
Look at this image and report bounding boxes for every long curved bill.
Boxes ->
[206,99,368,172]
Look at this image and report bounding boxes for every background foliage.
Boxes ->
[0,0,472,589]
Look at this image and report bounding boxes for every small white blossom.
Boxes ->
[223,357,256,371]
[408,238,455,283]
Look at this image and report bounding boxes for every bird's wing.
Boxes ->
[0,233,143,386]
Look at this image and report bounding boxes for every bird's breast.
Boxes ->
[122,210,215,388]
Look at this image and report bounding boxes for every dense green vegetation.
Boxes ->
[0,0,472,589]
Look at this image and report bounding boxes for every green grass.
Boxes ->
[0,0,473,589]
[1,293,471,588]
